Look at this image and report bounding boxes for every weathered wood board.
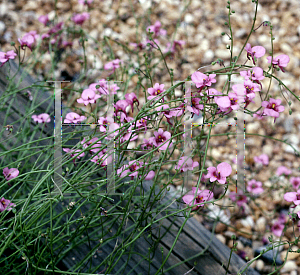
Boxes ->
[0,59,260,275]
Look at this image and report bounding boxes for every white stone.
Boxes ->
[280,43,293,53]
[255,217,266,232]
[215,49,230,59]
[216,234,226,244]
[255,259,264,271]
[280,260,297,273]
[241,216,254,229]
[184,13,194,24]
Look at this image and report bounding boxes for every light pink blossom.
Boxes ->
[0,50,17,67]
[191,71,216,90]
[3,167,19,181]
[72,12,90,25]
[229,190,248,207]
[284,190,300,205]
[182,188,214,211]
[153,128,173,151]
[104,59,123,73]
[244,43,266,65]
[32,113,51,124]
[175,156,199,173]
[38,15,49,26]
[77,89,101,106]
[261,98,285,122]
[146,21,167,37]
[271,221,284,237]
[64,112,86,123]
[276,166,292,176]
[253,154,269,165]
[267,54,290,73]
[0,198,15,212]
[206,162,232,184]
[147,83,166,102]
[246,179,264,194]
[291,177,300,190]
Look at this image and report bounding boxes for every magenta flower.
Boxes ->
[72,12,90,25]
[0,50,17,67]
[206,162,232,184]
[156,104,183,125]
[191,71,216,90]
[291,177,300,190]
[175,156,199,173]
[153,128,173,151]
[267,54,290,72]
[125,92,139,113]
[32,113,51,124]
[91,151,112,167]
[0,198,16,212]
[77,89,101,106]
[214,93,231,111]
[18,31,39,51]
[3,167,19,181]
[104,59,123,73]
[78,0,93,5]
[241,67,265,89]
[284,190,300,205]
[244,43,266,65]
[246,179,264,194]
[114,99,130,115]
[164,40,185,54]
[261,98,285,122]
[253,154,269,166]
[81,137,102,154]
[63,148,85,165]
[276,166,292,176]
[185,96,204,116]
[271,221,284,237]
[147,21,167,37]
[147,83,166,102]
[117,160,155,181]
[229,190,248,207]
[64,112,86,124]
[38,15,49,26]
[141,137,155,150]
[182,188,214,211]
[98,116,114,132]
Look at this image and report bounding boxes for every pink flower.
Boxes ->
[253,154,269,165]
[90,151,112,167]
[191,71,216,90]
[98,117,114,132]
[214,93,231,110]
[229,190,248,207]
[153,128,173,151]
[64,112,86,123]
[72,12,90,25]
[32,113,51,124]
[104,59,123,73]
[3,167,19,181]
[240,67,265,89]
[125,92,139,113]
[246,179,264,194]
[117,160,155,181]
[0,50,17,67]
[81,137,102,154]
[78,0,93,5]
[206,162,232,184]
[267,54,290,73]
[164,40,185,54]
[175,156,199,173]
[276,166,292,176]
[284,190,300,205]
[147,83,166,102]
[185,96,204,116]
[0,198,15,212]
[77,89,101,106]
[261,98,285,122]
[141,137,155,150]
[182,188,214,211]
[156,104,183,125]
[147,21,167,37]
[38,15,49,26]
[114,99,130,115]
[291,177,300,190]
[63,148,85,165]
[271,221,284,237]
[244,43,266,65]
[18,31,39,51]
